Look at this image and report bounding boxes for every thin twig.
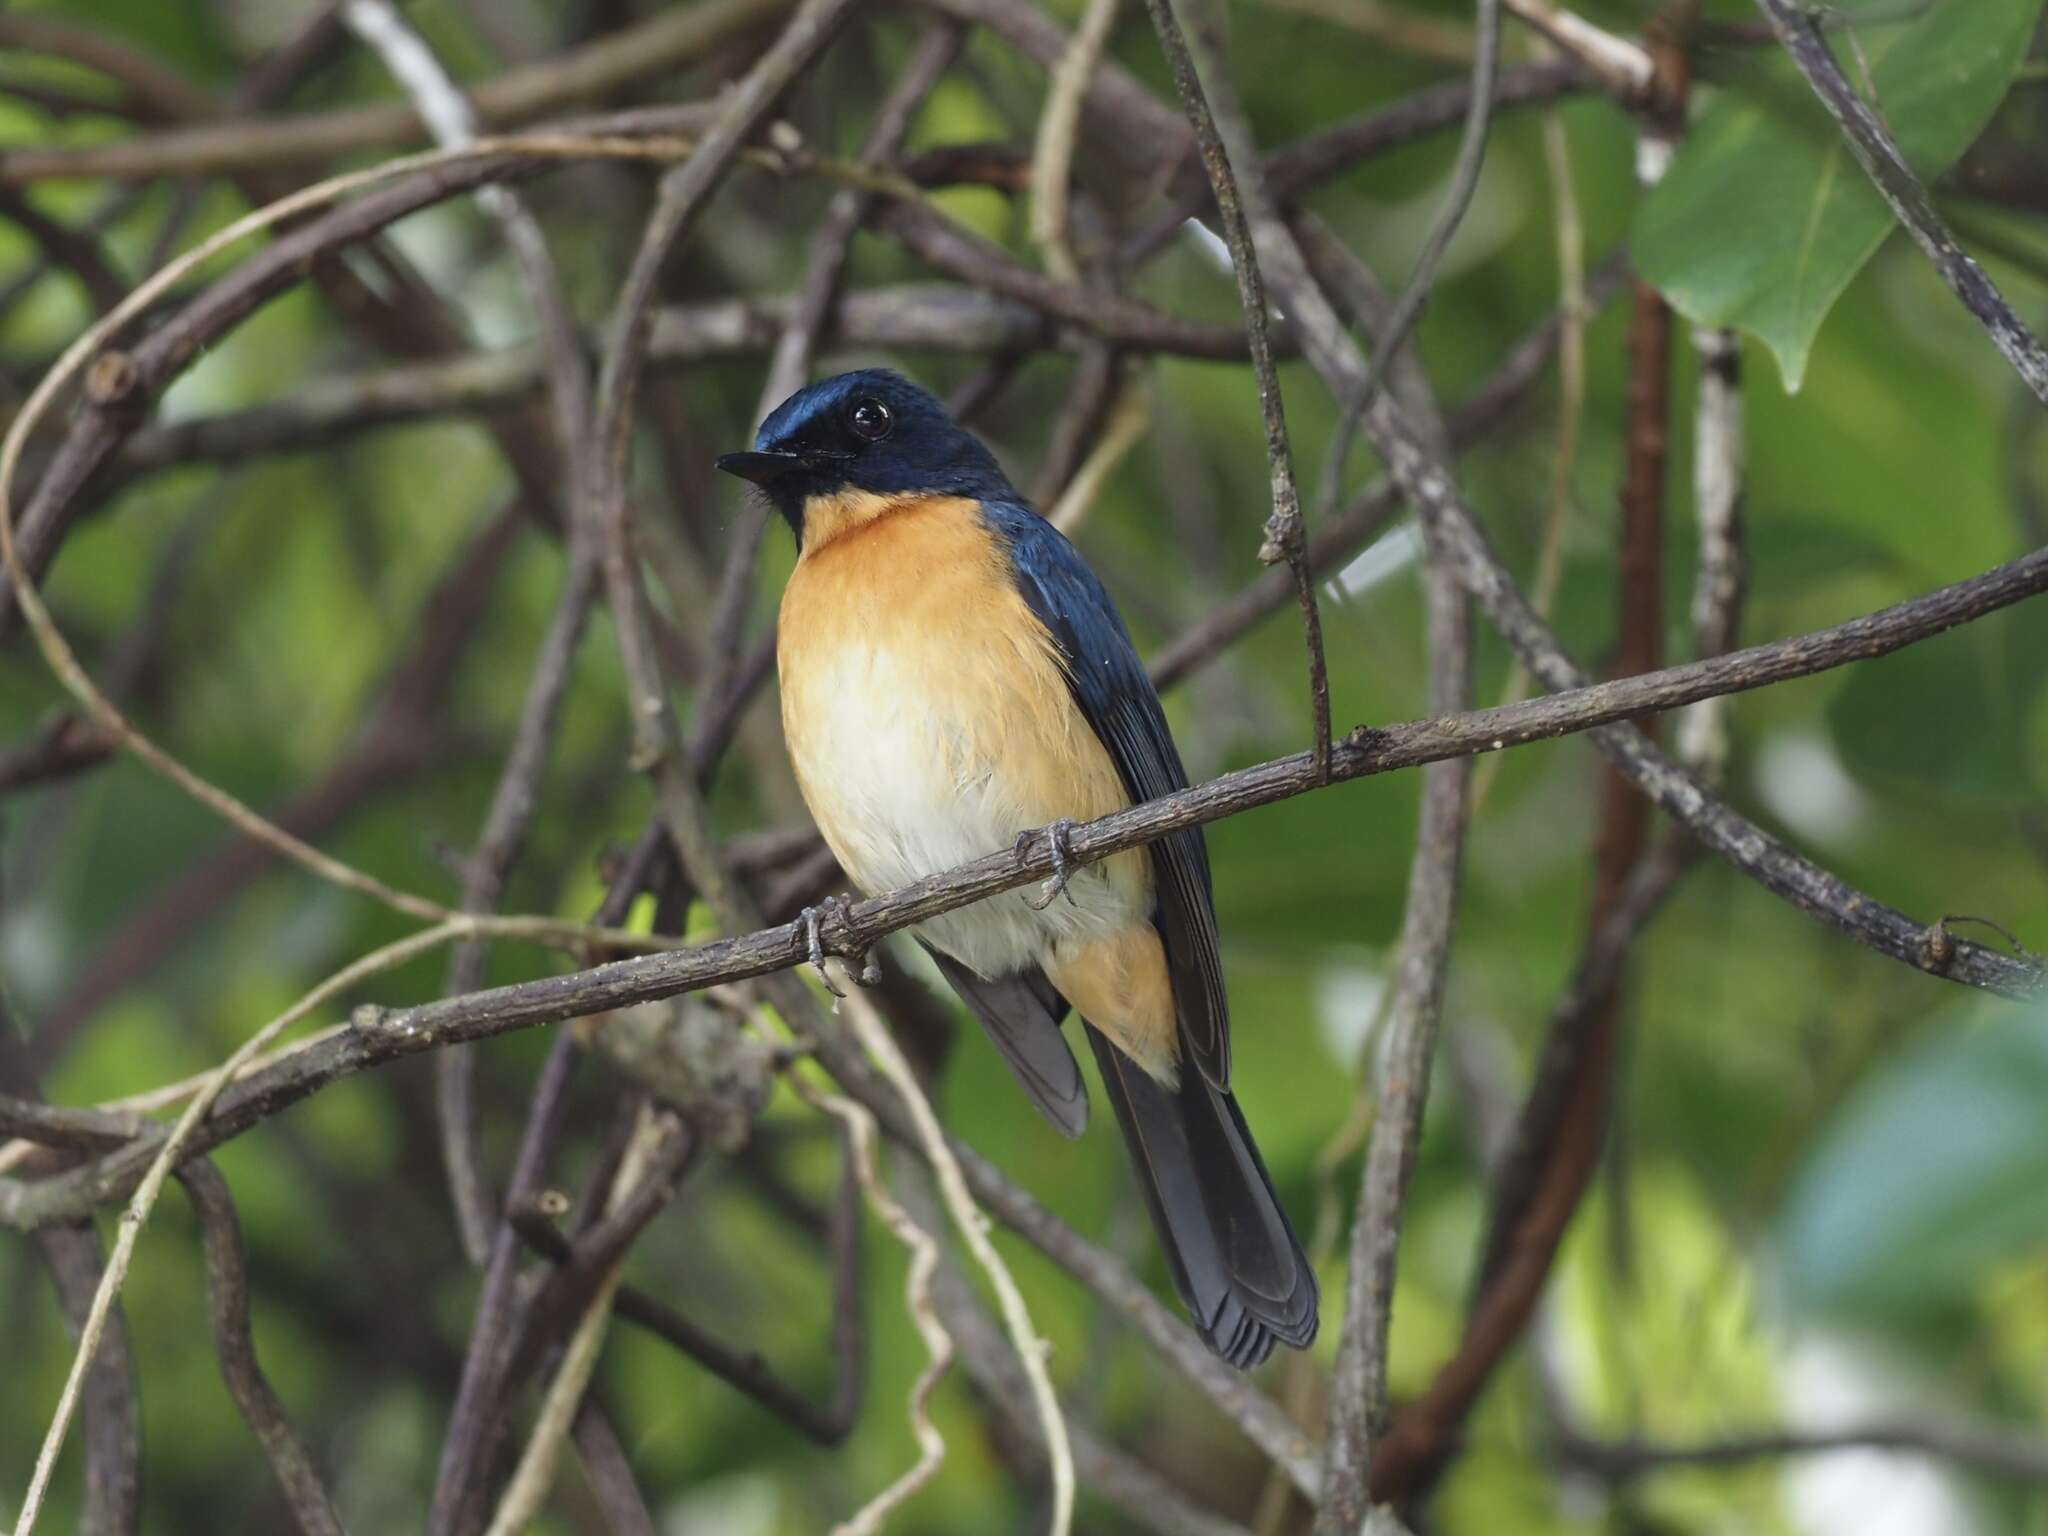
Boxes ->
[175,1159,347,1536]
[1314,0,1503,525]
[839,987,1075,1534]
[1467,93,1586,813]
[1556,1417,2048,1485]
[1677,324,1746,777]
[343,0,604,1269]
[700,20,963,777]
[1144,0,1332,778]
[0,135,757,958]
[1031,0,1121,283]
[790,1076,956,1532]
[1048,374,1151,532]
[482,1104,682,1536]
[0,0,785,184]
[1298,191,1475,1536]
[1500,0,1653,100]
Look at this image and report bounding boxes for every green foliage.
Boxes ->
[1635,0,2038,389]
[1775,1003,2048,1321]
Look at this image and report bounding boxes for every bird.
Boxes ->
[716,368,1318,1368]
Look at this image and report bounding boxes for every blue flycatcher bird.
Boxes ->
[717,369,1318,1367]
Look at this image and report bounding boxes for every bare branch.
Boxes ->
[175,1159,346,1536]
[8,540,2041,1236]
[1143,0,1332,777]
[1031,0,1122,283]
[1308,225,1474,1536]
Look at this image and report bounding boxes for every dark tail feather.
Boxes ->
[1085,1027,1319,1367]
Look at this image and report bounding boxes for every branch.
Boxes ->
[1312,0,1503,524]
[1754,0,2048,403]
[1309,214,1475,1536]
[29,1223,141,1536]
[482,1104,684,1536]
[429,1034,583,1535]
[700,20,963,786]
[1499,0,1652,101]
[175,1159,346,1536]
[1676,323,1746,776]
[1144,0,1332,777]
[508,1149,867,1446]
[1124,58,1592,267]
[912,1178,1258,1536]
[1150,255,1631,691]
[8,540,2042,1230]
[102,287,1058,480]
[1030,0,1121,283]
[340,0,606,1266]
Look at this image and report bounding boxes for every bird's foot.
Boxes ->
[1021,819,1081,911]
[799,895,878,996]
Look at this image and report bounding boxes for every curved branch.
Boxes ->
[6,541,2042,1232]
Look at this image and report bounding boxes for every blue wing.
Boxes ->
[979,498,1232,1090]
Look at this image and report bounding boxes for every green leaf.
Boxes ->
[1826,599,2048,804]
[1773,1005,2048,1319]
[1634,0,2038,390]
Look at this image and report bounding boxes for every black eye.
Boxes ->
[848,398,892,442]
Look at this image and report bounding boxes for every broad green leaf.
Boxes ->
[1827,597,2048,804]
[1773,1005,2048,1318]
[1634,0,2038,390]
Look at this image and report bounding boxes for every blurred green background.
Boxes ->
[2,0,2046,1531]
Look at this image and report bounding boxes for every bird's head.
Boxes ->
[715,369,1014,547]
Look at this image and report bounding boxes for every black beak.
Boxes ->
[716,450,810,485]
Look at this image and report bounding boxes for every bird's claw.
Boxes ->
[800,895,878,996]
[1023,819,1080,910]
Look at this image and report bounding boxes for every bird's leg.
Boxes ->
[799,900,846,998]
[1021,819,1081,911]
[799,894,879,996]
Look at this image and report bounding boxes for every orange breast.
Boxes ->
[776,496,1140,895]
[777,494,1177,1077]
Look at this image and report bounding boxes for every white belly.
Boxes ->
[784,637,1143,977]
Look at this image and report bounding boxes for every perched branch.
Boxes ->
[8,541,2043,1232]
